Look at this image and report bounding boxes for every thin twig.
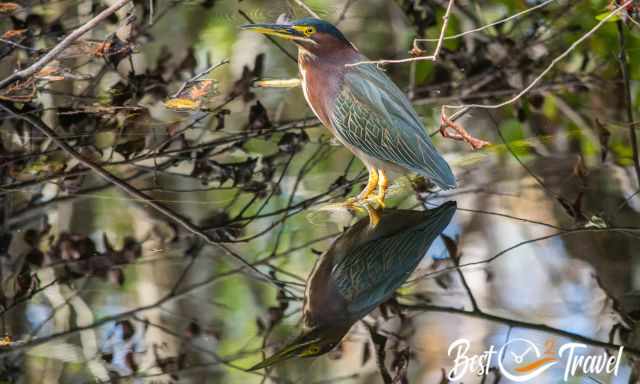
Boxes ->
[335,0,358,25]
[0,104,282,289]
[148,0,154,25]
[443,0,632,112]
[401,303,638,356]
[367,324,393,384]
[0,0,132,90]
[0,38,39,52]
[448,236,480,312]
[172,59,229,98]
[239,10,298,63]
[418,0,556,42]
[293,0,320,18]
[346,0,454,67]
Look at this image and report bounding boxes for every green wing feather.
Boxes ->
[330,63,456,189]
[332,204,456,317]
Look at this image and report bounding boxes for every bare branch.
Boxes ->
[0,0,132,90]
[172,59,229,98]
[293,0,320,19]
[401,303,638,356]
[443,0,632,112]
[346,0,454,67]
[0,104,282,288]
[335,0,358,25]
[418,0,556,42]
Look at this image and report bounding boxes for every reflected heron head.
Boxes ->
[249,201,457,371]
[248,326,347,371]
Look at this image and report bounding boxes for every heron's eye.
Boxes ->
[304,26,316,36]
[308,345,320,354]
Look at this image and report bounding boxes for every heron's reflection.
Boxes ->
[250,201,456,370]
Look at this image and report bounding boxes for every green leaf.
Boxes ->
[595,11,621,21]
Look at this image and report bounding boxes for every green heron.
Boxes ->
[242,18,459,208]
[249,201,456,370]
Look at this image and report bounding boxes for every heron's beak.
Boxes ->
[248,334,318,371]
[240,23,306,41]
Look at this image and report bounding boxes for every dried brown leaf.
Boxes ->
[187,80,213,99]
[0,2,19,13]
[35,65,65,82]
[0,78,36,102]
[2,29,26,39]
[164,98,200,111]
[58,38,132,62]
[165,80,217,111]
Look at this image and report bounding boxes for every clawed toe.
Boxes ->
[344,197,366,211]
[346,168,388,212]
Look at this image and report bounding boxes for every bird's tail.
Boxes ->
[410,140,457,190]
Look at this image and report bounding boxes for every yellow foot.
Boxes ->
[373,169,388,209]
[365,205,382,227]
[372,195,385,209]
[344,197,367,212]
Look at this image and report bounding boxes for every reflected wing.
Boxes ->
[330,63,456,189]
[332,205,455,316]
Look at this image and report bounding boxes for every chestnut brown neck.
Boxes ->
[296,34,360,132]
[297,33,359,69]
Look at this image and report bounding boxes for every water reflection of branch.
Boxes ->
[268,144,331,254]
[445,235,480,312]
[0,279,59,317]
[410,227,640,285]
[367,324,393,384]
[0,104,285,289]
[400,303,639,356]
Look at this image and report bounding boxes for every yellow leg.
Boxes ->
[365,204,382,227]
[345,168,378,210]
[357,168,379,201]
[374,169,388,208]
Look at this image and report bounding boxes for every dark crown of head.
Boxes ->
[292,18,350,43]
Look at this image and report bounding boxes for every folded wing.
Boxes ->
[330,63,456,189]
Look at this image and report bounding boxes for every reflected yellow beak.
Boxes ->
[240,23,306,41]
[248,342,302,371]
[248,333,320,371]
